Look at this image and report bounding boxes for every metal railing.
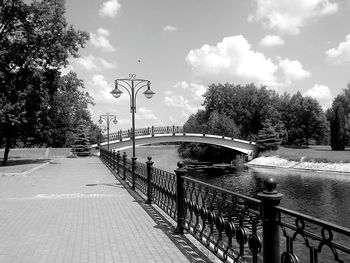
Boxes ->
[107,125,184,141]
[100,148,350,263]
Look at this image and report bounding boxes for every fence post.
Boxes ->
[145,156,154,204]
[131,157,137,190]
[122,152,127,181]
[116,151,120,175]
[174,161,186,234]
[112,150,116,171]
[258,177,283,263]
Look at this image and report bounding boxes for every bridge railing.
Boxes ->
[100,148,350,263]
[107,125,184,141]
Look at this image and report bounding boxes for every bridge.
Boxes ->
[93,125,258,156]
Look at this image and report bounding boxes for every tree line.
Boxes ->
[0,0,98,165]
[181,82,350,159]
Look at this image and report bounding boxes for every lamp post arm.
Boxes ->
[115,82,132,100]
[134,82,150,113]
[116,81,134,112]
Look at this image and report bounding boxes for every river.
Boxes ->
[123,145,350,229]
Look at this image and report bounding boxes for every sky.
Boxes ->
[62,0,350,132]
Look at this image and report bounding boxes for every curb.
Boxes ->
[246,163,350,174]
[0,161,51,177]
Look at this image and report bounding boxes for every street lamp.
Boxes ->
[111,73,155,158]
[97,124,106,148]
[98,113,118,151]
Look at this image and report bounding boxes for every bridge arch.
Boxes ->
[94,126,257,156]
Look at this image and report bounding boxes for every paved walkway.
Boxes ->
[0,157,210,263]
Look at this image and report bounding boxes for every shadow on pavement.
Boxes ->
[0,158,50,167]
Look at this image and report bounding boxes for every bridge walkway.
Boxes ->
[0,157,213,263]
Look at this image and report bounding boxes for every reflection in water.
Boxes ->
[127,145,350,228]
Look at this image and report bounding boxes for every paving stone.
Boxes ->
[0,157,193,263]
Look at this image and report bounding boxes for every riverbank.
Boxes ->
[247,156,350,173]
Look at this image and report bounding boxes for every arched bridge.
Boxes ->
[93,126,257,156]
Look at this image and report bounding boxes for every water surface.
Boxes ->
[124,145,350,228]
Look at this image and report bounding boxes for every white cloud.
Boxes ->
[99,0,121,18]
[88,74,114,102]
[278,58,311,85]
[185,35,312,89]
[303,84,332,109]
[186,35,278,86]
[98,58,117,69]
[136,107,158,120]
[259,35,285,47]
[135,107,164,126]
[174,81,206,100]
[73,55,116,71]
[326,34,350,63]
[169,116,177,123]
[164,95,199,114]
[90,28,116,52]
[75,55,98,71]
[250,0,338,35]
[163,25,178,32]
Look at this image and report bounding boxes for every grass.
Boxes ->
[260,145,350,163]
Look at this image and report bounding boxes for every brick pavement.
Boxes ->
[0,157,211,263]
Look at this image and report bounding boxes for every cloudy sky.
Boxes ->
[63,0,350,132]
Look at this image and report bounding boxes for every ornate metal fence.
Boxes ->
[100,148,350,263]
[108,125,184,141]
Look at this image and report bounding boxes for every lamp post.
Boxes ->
[98,113,118,151]
[97,124,106,148]
[111,73,155,158]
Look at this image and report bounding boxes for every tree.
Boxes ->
[0,0,89,165]
[299,96,328,147]
[71,122,91,157]
[330,83,350,146]
[183,110,208,134]
[284,92,327,146]
[43,72,94,147]
[257,119,281,152]
[330,104,345,150]
[203,83,281,139]
[207,110,240,137]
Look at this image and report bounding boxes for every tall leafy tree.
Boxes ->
[284,92,327,146]
[207,110,240,137]
[0,0,89,165]
[44,72,94,147]
[330,83,350,146]
[183,110,208,134]
[330,104,345,150]
[203,83,282,139]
